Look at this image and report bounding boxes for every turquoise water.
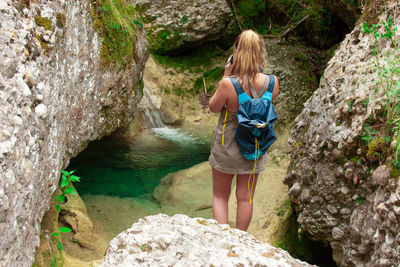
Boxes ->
[68,128,211,198]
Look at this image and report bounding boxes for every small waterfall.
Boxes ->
[143,107,165,128]
[139,86,203,146]
[139,86,166,128]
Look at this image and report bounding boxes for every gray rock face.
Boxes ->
[131,0,232,53]
[263,39,320,130]
[284,2,400,266]
[101,214,315,267]
[0,1,148,266]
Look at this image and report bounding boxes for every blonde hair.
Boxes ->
[230,30,266,85]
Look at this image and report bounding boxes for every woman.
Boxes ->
[208,30,279,231]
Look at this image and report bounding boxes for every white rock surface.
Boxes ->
[101,214,315,267]
[0,0,148,265]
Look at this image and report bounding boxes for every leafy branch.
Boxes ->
[52,170,81,251]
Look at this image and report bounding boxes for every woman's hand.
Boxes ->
[224,60,233,77]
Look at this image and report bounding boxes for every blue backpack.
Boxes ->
[227,75,277,160]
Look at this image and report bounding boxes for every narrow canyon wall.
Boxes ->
[284,1,400,266]
[0,1,148,266]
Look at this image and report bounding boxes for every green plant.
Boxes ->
[181,15,188,24]
[52,170,81,251]
[361,17,400,167]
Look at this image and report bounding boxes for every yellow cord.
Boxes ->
[227,111,237,128]
[221,108,258,203]
[221,109,228,146]
[248,138,259,203]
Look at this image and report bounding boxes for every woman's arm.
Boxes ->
[209,61,234,113]
[272,75,279,102]
[209,78,231,113]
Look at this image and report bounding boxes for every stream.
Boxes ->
[68,127,210,198]
[67,117,210,240]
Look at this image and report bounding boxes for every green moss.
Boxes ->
[326,43,339,58]
[158,30,171,40]
[36,34,51,53]
[34,16,53,31]
[390,164,400,178]
[56,13,66,28]
[274,202,307,260]
[294,51,312,71]
[89,0,142,69]
[367,136,385,157]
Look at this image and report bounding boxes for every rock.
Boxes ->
[285,1,400,265]
[34,104,48,119]
[344,168,353,180]
[58,184,108,254]
[0,0,149,265]
[371,165,390,187]
[288,182,301,198]
[332,227,344,240]
[0,141,12,155]
[24,67,36,88]
[153,161,213,218]
[132,0,232,54]
[101,214,315,267]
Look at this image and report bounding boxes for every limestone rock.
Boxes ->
[153,161,213,218]
[284,1,400,266]
[101,214,315,267]
[0,0,148,265]
[131,0,232,54]
[371,165,390,187]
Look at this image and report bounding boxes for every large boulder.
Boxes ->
[131,0,232,54]
[0,0,148,265]
[284,1,400,266]
[100,214,315,267]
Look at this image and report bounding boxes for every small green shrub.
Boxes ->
[52,170,81,251]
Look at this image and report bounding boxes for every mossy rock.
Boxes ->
[89,0,142,69]
[34,16,53,31]
[56,13,66,28]
[148,29,182,55]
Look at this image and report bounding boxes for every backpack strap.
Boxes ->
[229,77,251,104]
[261,75,275,101]
[247,75,270,99]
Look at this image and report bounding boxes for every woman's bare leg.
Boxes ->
[235,173,259,231]
[212,168,234,224]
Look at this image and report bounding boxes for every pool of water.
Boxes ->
[68,127,211,199]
